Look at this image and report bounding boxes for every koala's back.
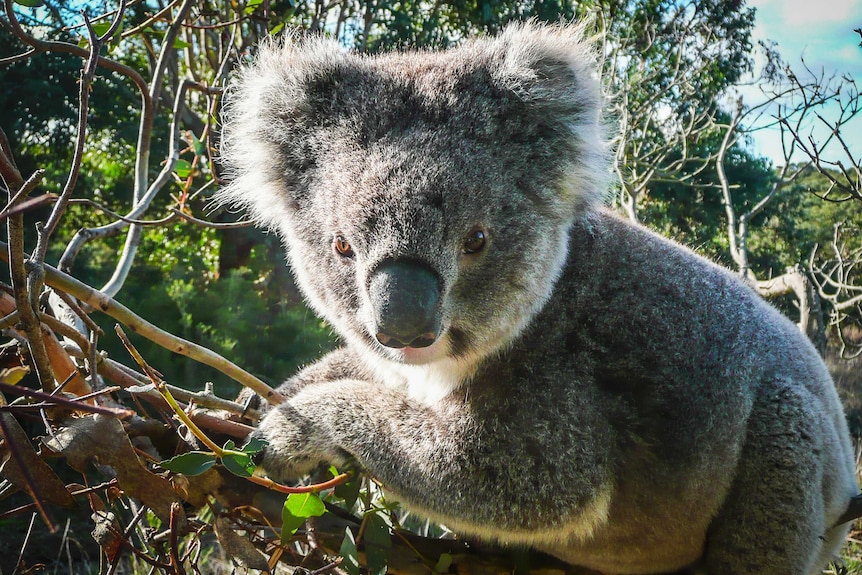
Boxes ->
[461,210,857,572]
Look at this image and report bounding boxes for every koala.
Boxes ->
[217,22,858,575]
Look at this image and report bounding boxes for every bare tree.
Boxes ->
[724,59,861,350]
[810,223,862,358]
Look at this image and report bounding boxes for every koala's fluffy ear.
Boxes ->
[487,22,602,117]
[479,22,610,212]
[216,35,348,228]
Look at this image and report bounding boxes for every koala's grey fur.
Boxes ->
[217,22,858,574]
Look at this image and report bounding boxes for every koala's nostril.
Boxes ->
[376,331,437,349]
[376,332,406,348]
[408,333,437,348]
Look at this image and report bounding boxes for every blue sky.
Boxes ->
[744,0,861,166]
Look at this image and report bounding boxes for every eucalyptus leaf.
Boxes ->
[190,131,206,156]
[434,553,453,573]
[221,452,255,477]
[91,22,113,39]
[339,527,360,575]
[174,159,193,178]
[281,492,326,542]
[242,437,267,454]
[160,451,216,476]
[244,0,265,15]
[364,512,392,575]
[334,473,361,510]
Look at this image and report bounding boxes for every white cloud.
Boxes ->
[750,0,861,66]
[749,0,858,26]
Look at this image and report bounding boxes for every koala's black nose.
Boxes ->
[368,260,441,349]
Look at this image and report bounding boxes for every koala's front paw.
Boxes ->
[249,402,337,482]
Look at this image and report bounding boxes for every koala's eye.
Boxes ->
[334,235,354,258]
[461,229,486,255]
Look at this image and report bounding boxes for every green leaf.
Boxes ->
[91,22,113,39]
[190,131,206,156]
[160,451,216,476]
[334,472,361,509]
[434,553,452,573]
[174,159,193,178]
[13,0,44,7]
[244,0,265,15]
[221,451,255,477]
[242,437,267,454]
[339,527,360,575]
[281,492,326,542]
[364,512,392,575]
[173,38,192,49]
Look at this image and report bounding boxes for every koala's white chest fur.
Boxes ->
[365,353,475,406]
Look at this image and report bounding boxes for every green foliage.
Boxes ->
[364,512,393,575]
[160,451,218,476]
[159,439,266,478]
[340,527,361,575]
[640,139,776,266]
[65,221,336,395]
[281,492,327,541]
[434,553,453,574]
[220,440,258,477]
[333,468,363,509]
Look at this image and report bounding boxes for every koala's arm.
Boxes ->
[253,375,611,538]
[274,348,370,398]
[238,348,368,413]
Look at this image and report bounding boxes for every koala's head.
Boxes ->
[218,22,608,372]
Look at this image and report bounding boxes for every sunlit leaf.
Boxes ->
[244,0,265,15]
[0,366,30,385]
[281,492,326,542]
[190,131,206,156]
[91,22,113,38]
[174,159,193,178]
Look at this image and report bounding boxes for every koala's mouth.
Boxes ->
[400,337,448,364]
[374,329,451,366]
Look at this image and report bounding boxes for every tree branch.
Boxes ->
[0,240,285,406]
